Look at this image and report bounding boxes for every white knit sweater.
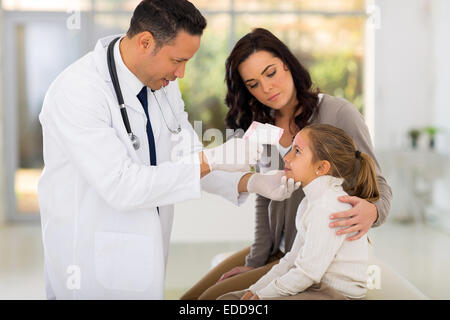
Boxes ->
[249,175,368,299]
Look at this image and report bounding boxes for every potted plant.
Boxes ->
[408,128,421,149]
[423,126,439,149]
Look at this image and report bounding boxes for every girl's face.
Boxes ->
[284,129,321,186]
[238,50,297,112]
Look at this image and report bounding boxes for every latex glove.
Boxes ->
[247,170,301,201]
[203,138,263,172]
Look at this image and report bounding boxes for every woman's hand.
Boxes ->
[329,195,378,241]
[217,266,254,283]
[241,291,259,300]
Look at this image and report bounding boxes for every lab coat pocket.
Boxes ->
[94,231,154,292]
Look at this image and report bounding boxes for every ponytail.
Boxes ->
[350,152,380,203]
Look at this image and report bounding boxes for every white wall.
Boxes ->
[432,0,450,151]
[374,0,450,152]
[0,2,6,226]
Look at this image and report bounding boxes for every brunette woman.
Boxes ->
[181,28,392,300]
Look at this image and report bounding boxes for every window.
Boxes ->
[183,0,366,136]
[2,0,368,219]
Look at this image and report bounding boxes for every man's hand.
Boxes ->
[247,170,301,201]
[329,195,378,241]
[217,266,254,283]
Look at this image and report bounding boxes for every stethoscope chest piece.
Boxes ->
[129,133,140,150]
[107,36,182,152]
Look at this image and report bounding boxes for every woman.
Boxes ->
[181,28,392,300]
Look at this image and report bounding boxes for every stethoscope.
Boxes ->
[107,37,181,151]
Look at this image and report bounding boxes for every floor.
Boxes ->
[0,220,449,300]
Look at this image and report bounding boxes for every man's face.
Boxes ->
[138,30,201,90]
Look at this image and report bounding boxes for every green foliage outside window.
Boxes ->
[179,10,366,140]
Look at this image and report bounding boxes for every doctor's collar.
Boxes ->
[113,36,147,97]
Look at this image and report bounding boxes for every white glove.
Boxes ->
[203,138,263,172]
[247,170,301,201]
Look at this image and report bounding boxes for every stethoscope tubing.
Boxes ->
[107,37,181,151]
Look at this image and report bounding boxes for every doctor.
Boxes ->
[38,0,298,300]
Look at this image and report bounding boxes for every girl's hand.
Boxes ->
[217,266,254,283]
[241,291,259,300]
[329,196,378,241]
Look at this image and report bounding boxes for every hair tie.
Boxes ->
[355,150,361,159]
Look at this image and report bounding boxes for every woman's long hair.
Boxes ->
[225,28,320,131]
[305,124,380,203]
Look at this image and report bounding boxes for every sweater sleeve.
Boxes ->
[248,231,303,293]
[335,102,392,227]
[201,171,250,206]
[254,201,347,298]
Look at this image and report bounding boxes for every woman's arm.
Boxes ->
[338,103,392,226]
[328,102,392,240]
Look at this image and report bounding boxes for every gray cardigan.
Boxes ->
[245,94,393,268]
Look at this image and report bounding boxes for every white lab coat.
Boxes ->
[38,35,247,300]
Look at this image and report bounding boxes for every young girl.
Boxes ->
[219,123,380,300]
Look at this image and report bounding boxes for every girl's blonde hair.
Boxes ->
[305,124,380,203]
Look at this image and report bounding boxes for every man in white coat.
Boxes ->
[38,0,298,300]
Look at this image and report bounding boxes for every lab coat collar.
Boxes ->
[94,34,122,82]
[93,34,145,115]
[302,175,344,202]
[114,36,146,98]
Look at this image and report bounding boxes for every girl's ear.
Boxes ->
[318,160,331,175]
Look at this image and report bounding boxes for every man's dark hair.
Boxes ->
[127,0,207,48]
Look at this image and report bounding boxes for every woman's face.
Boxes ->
[238,50,297,112]
[283,129,319,186]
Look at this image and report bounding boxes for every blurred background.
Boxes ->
[0,0,449,299]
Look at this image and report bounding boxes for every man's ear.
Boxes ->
[136,31,156,53]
